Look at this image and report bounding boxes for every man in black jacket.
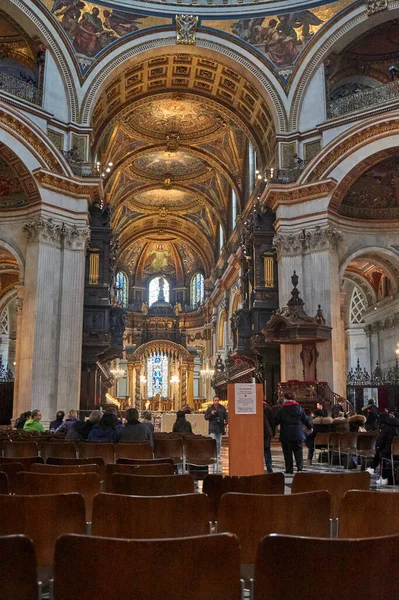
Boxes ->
[362,399,379,431]
[120,408,153,447]
[204,396,227,457]
[274,393,312,474]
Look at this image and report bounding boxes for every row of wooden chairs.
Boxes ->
[3,530,399,600]
[312,431,377,467]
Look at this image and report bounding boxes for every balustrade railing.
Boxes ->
[327,79,399,119]
[0,72,42,106]
[61,151,100,178]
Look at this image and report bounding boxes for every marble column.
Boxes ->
[12,288,24,420]
[56,225,89,413]
[127,363,134,407]
[187,362,195,407]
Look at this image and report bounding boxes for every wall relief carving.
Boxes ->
[273,225,342,257]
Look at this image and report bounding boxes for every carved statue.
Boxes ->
[230,313,238,349]
[176,15,198,45]
[214,353,225,373]
[174,302,182,316]
[141,302,149,315]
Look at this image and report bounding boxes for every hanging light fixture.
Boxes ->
[200,361,214,379]
[110,362,125,379]
[170,375,180,384]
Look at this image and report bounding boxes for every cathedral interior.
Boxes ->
[1,0,399,423]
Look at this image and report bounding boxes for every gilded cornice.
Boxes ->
[264,179,336,209]
[34,170,101,203]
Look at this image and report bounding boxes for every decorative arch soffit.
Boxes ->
[81,36,287,134]
[0,142,41,207]
[339,248,399,293]
[132,339,191,360]
[6,0,79,121]
[342,273,376,307]
[288,2,399,131]
[299,114,399,187]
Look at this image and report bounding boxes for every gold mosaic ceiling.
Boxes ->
[98,54,276,276]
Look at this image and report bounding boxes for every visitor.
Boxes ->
[182,404,192,414]
[15,411,31,430]
[141,411,154,435]
[366,412,399,485]
[305,409,332,464]
[55,409,78,433]
[274,392,312,474]
[331,399,346,419]
[88,412,119,442]
[263,400,274,473]
[316,402,328,417]
[119,408,152,445]
[49,411,65,432]
[23,409,45,433]
[204,396,227,457]
[104,405,124,433]
[173,410,193,434]
[66,410,102,441]
[362,399,379,431]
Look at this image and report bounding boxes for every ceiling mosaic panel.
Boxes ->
[131,151,209,180]
[0,156,28,209]
[130,189,200,212]
[340,156,399,220]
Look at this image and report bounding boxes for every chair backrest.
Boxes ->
[4,441,39,458]
[54,533,241,600]
[0,494,85,566]
[203,473,285,520]
[314,432,330,446]
[39,442,77,462]
[391,436,399,456]
[115,442,153,461]
[254,533,399,600]
[291,472,370,518]
[30,463,99,475]
[15,472,101,521]
[0,471,8,494]
[339,490,399,538]
[0,462,24,492]
[357,433,377,452]
[92,492,211,538]
[105,463,173,492]
[328,432,340,448]
[218,491,330,564]
[0,535,37,600]
[0,456,43,469]
[339,432,358,451]
[79,442,115,464]
[154,437,183,463]
[111,473,195,496]
[184,437,217,465]
[47,456,105,469]
[116,457,174,467]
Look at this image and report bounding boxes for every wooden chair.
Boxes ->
[53,533,241,600]
[105,463,173,492]
[31,463,99,475]
[39,441,77,462]
[0,494,85,584]
[313,432,330,463]
[218,491,330,567]
[381,436,399,483]
[203,473,285,520]
[327,432,341,464]
[47,456,105,469]
[92,492,212,538]
[254,533,399,600]
[338,432,359,468]
[115,442,153,461]
[154,437,183,465]
[0,456,43,469]
[0,471,8,494]
[0,535,38,600]
[291,472,370,518]
[15,472,100,522]
[357,433,377,470]
[0,462,24,492]
[111,473,195,496]
[339,490,399,538]
[183,437,217,472]
[116,457,174,468]
[79,442,115,465]
[4,441,39,458]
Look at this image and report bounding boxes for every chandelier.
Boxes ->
[170,375,180,384]
[110,366,125,379]
[200,364,214,379]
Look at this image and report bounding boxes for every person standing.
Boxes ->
[362,399,379,431]
[204,396,227,457]
[263,400,274,473]
[274,392,312,474]
[23,409,45,433]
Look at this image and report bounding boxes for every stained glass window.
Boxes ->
[232,189,237,228]
[191,273,204,306]
[149,277,170,306]
[115,271,128,307]
[147,353,168,397]
[350,286,367,324]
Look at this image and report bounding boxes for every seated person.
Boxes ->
[119,408,153,446]
[88,412,119,443]
[172,410,193,434]
[305,409,332,464]
[66,409,102,441]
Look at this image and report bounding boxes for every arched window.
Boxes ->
[149,276,170,307]
[350,286,367,324]
[115,271,128,308]
[191,273,204,306]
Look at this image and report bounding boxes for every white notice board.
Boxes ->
[235,383,257,414]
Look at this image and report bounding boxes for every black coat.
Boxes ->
[363,404,379,430]
[331,404,344,419]
[66,420,95,441]
[204,403,227,434]
[173,418,192,433]
[274,402,312,443]
[306,417,333,443]
[263,404,274,439]
[375,414,399,460]
[119,421,153,445]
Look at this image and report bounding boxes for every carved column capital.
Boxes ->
[23,217,63,247]
[366,0,388,16]
[273,225,342,257]
[63,224,90,250]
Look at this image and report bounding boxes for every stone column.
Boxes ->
[181,364,187,409]
[187,362,195,407]
[274,224,346,396]
[127,363,134,407]
[12,287,25,420]
[56,225,89,413]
